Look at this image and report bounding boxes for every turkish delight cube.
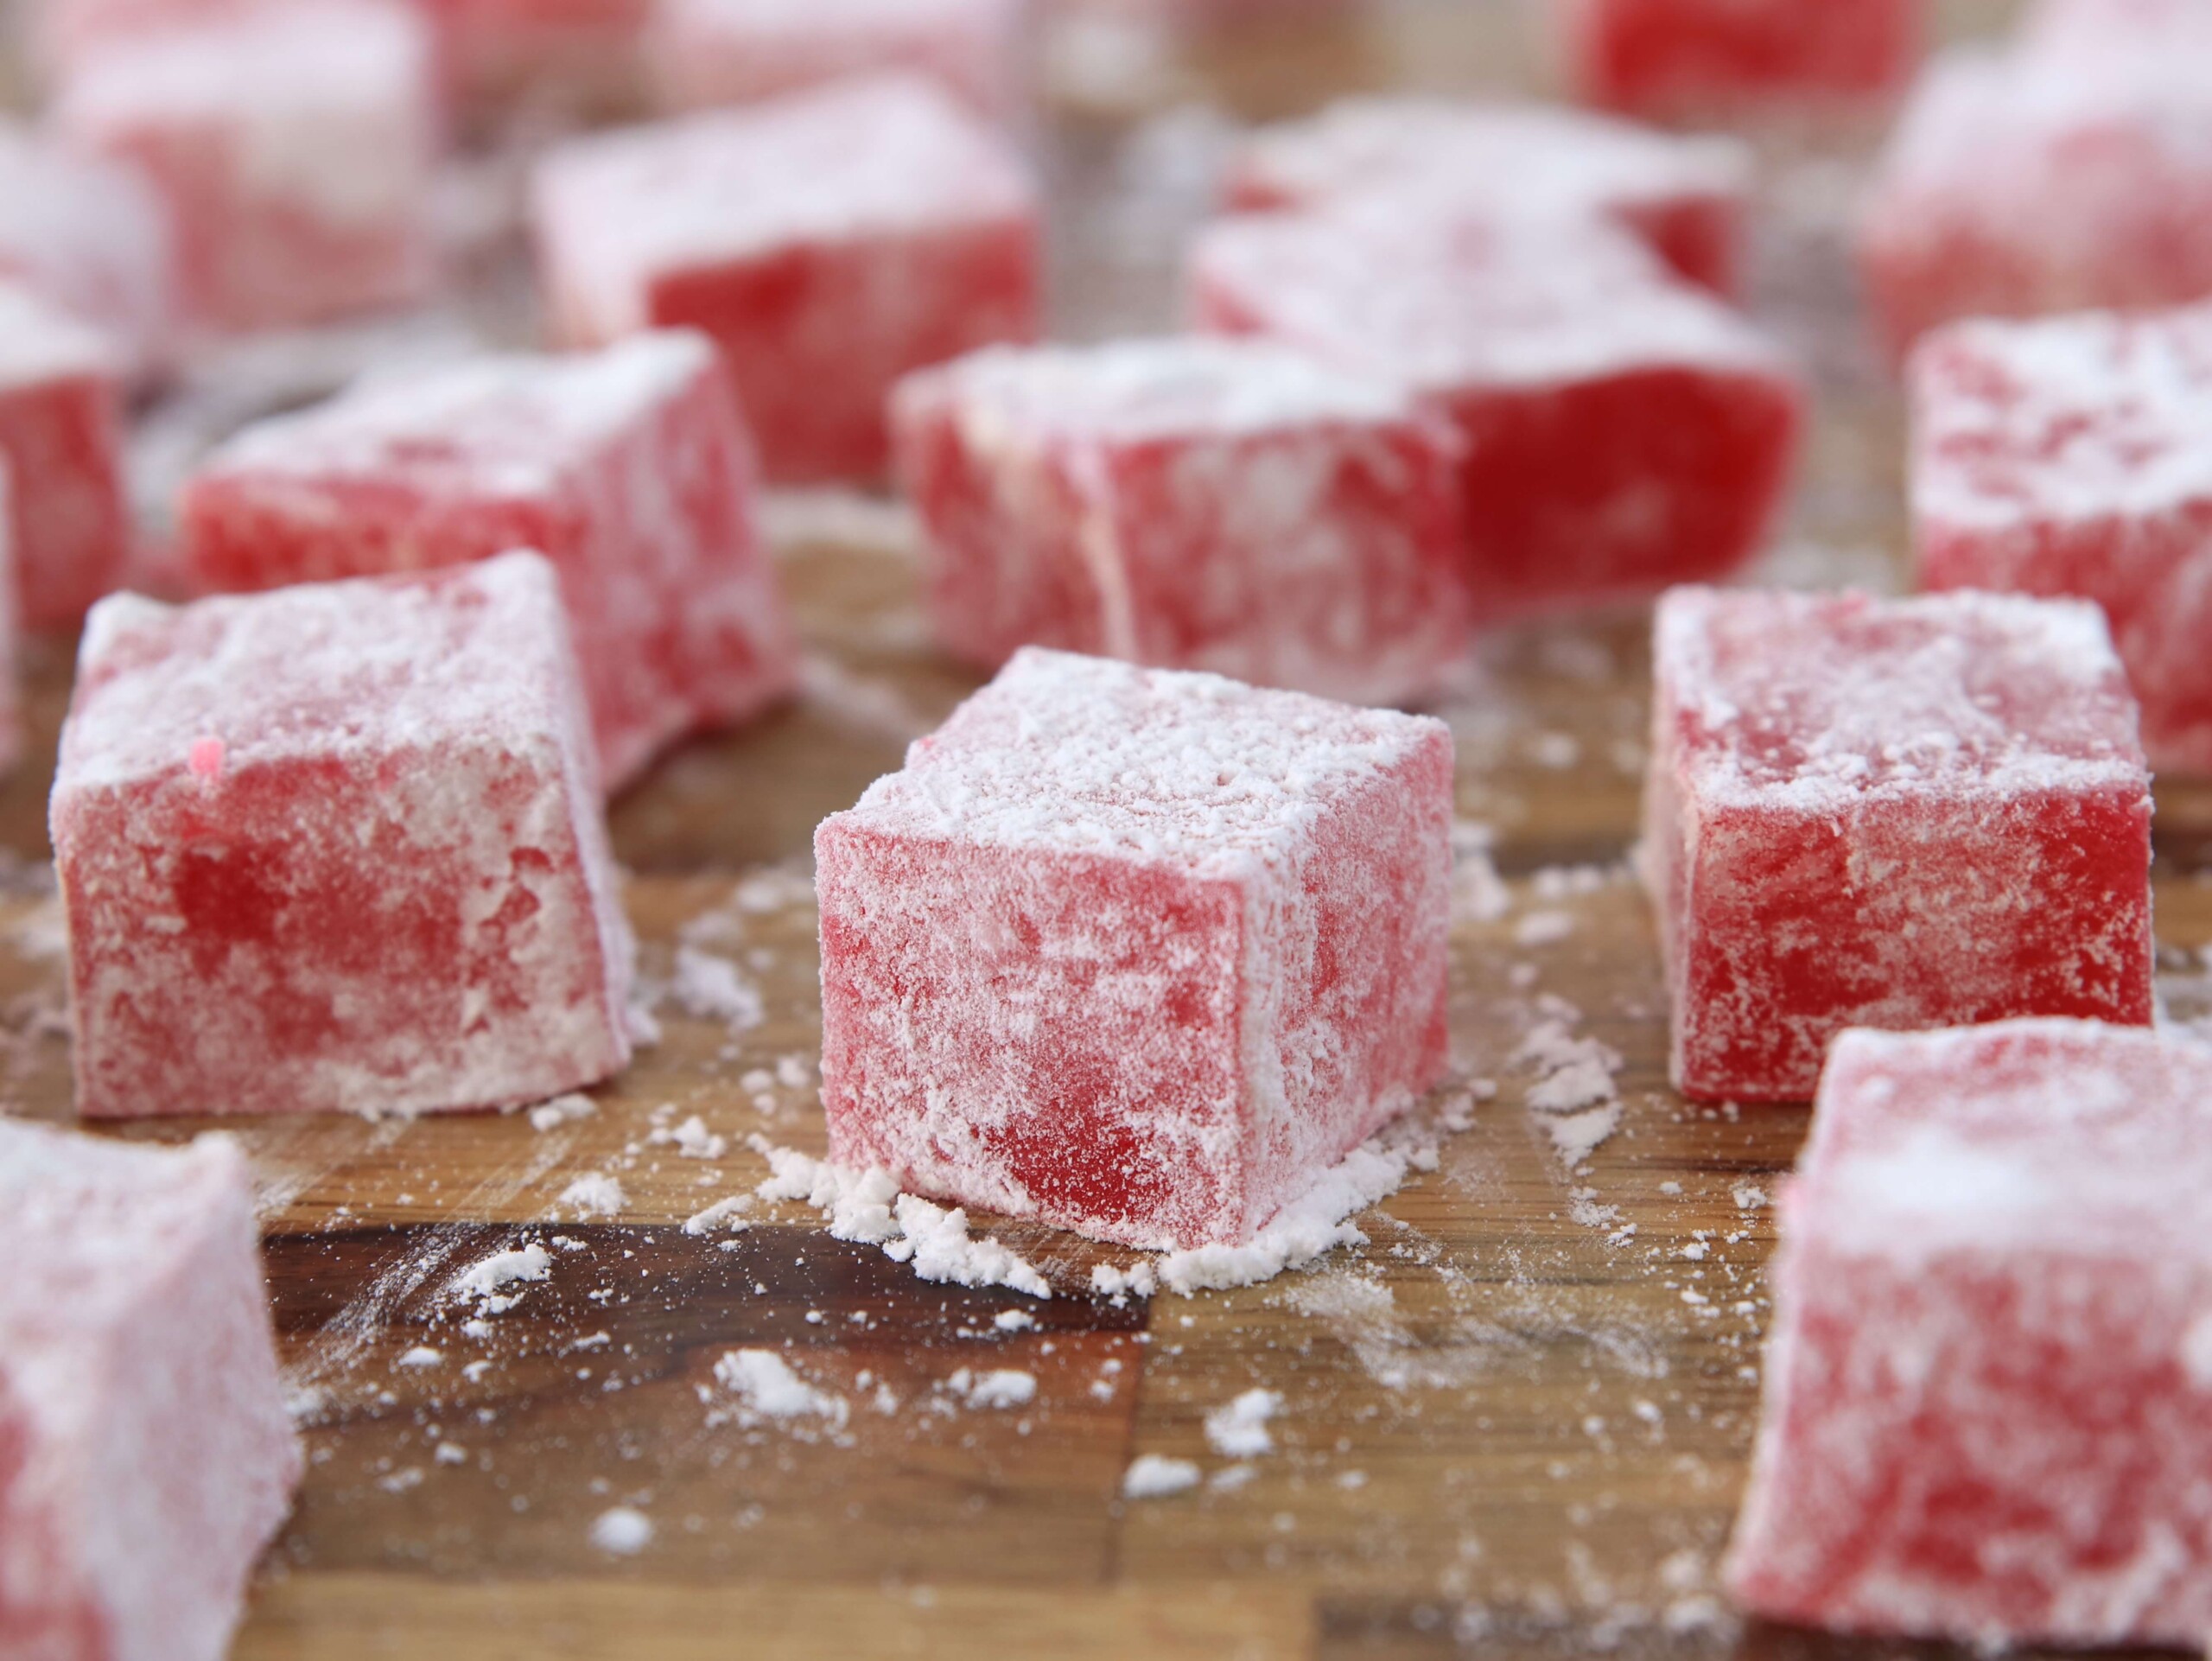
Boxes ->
[0,280,133,632]
[1643,587,2154,1104]
[177,329,796,792]
[50,1,439,334]
[1860,44,2212,360]
[0,1121,300,1661]
[1224,98,1752,296]
[890,337,1471,706]
[1728,1018,2212,1647]
[1910,302,2212,777]
[647,0,1029,124]
[53,550,635,1120]
[1551,0,1921,118]
[0,120,175,383]
[531,75,1041,483]
[1191,200,1801,620]
[815,646,1452,1252]
[0,462,24,773]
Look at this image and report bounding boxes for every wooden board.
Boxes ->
[6,2,2207,1657]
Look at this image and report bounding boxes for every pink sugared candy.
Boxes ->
[0,120,175,382]
[1551,0,1921,118]
[647,0,1028,123]
[0,280,132,632]
[1224,99,1752,296]
[815,647,1452,1251]
[531,75,1040,483]
[1729,1017,2212,1647]
[176,330,795,792]
[0,1121,300,1661]
[50,2,438,334]
[1860,42,2212,360]
[890,338,1471,706]
[1910,302,2212,777]
[1643,587,2154,1104]
[53,551,636,1120]
[1191,201,1800,620]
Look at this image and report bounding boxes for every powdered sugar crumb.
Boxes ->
[1204,1387,1283,1458]
[589,1505,654,1554]
[556,1172,626,1219]
[1122,1454,1202,1499]
[710,1347,849,1434]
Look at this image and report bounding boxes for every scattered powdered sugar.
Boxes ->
[889,1194,1052,1299]
[1204,1387,1283,1457]
[1091,1260,1160,1299]
[1155,1136,1421,1295]
[1515,1007,1625,1167]
[709,1348,850,1434]
[1122,1454,1202,1499]
[652,1115,729,1161]
[526,1093,597,1133]
[394,1346,442,1369]
[589,1505,655,1555]
[668,945,765,1030]
[450,1242,551,1314]
[682,1194,753,1235]
[556,1173,626,1219]
[946,1367,1037,1410]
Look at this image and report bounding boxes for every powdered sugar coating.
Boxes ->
[0,277,123,392]
[1728,1018,2212,1647]
[1227,97,1750,293]
[892,338,1471,705]
[817,648,1452,1251]
[0,1122,300,1661]
[1643,587,2153,1102]
[180,331,796,790]
[54,552,635,1118]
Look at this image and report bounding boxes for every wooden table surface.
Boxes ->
[5,2,2202,1657]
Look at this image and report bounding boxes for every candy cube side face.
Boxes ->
[1651,780,2154,1102]
[56,735,630,1119]
[1446,364,1799,619]
[0,369,137,631]
[1559,0,1920,114]
[817,826,1252,1249]
[641,220,1041,484]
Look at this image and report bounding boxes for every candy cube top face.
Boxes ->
[1860,46,2212,359]
[53,552,634,1119]
[51,1,438,333]
[1192,202,1801,617]
[1911,302,2212,775]
[0,1123,299,1661]
[816,647,1453,1251]
[1644,588,2154,1103]
[1554,0,1922,116]
[0,278,133,633]
[1729,1019,2212,1648]
[531,74,1040,482]
[1224,98,1752,296]
[891,337,1472,706]
[0,120,175,381]
[648,0,1029,123]
[179,330,795,791]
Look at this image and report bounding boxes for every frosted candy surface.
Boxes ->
[1654,587,2145,811]
[1232,97,1750,214]
[534,75,1033,323]
[67,551,582,788]
[1807,1020,2212,1262]
[1192,200,1780,389]
[206,331,717,500]
[907,337,1417,444]
[842,646,1447,874]
[0,122,172,376]
[1912,303,2212,528]
[0,277,123,391]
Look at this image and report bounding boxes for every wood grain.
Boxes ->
[7,2,2201,1658]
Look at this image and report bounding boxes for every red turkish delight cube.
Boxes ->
[1860,44,2212,360]
[1643,587,2154,1104]
[0,121,175,382]
[1729,1017,2212,1647]
[0,1121,300,1661]
[53,550,635,1119]
[50,1,439,334]
[177,329,795,792]
[0,281,133,632]
[1191,200,1801,620]
[890,337,1471,706]
[1551,0,1921,118]
[1224,98,1752,296]
[647,0,1028,124]
[1910,302,2212,777]
[531,75,1041,483]
[815,646,1453,1251]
